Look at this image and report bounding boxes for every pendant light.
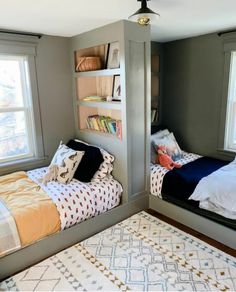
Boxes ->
[129,0,160,26]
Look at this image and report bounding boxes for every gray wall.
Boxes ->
[36,36,75,162]
[162,33,234,160]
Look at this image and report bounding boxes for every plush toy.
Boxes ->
[39,164,59,185]
[157,145,182,170]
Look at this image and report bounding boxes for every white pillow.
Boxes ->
[150,129,170,164]
[93,148,115,180]
[152,132,183,162]
[151,129,170,142]
[50,143,84,184]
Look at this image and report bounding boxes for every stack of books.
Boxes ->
[86,115,122,139]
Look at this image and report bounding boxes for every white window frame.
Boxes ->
[0,54,37,163]
[0,34,44,169]
[224,51,236,151]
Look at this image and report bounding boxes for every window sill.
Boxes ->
[217,148,236,159]
[0,156,48,176]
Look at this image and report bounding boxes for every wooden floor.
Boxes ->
[147,209,236,257]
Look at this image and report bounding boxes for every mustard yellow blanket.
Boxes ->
[0,172,60,250]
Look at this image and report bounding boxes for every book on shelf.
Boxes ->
[83,96,106,102]
[116,120,122,140]
[151,109,158,123]
[86,115,122,139]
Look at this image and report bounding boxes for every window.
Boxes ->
[0,55,37,163]
[224,51,236,151]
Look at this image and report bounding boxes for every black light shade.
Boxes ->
[129,0,160,26]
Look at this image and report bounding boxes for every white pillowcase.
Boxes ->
[50,143,84,184]
[152,132,183,162]
[151,129,170,141]
[93,148,115,180]
[150,129,170,164]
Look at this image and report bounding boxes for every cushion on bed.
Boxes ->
[73,139,115,180]
[50,142,85,184]
[93,148,115,180]
[152,132,183,161]
[67,139,104,182]
[151,129,170,164]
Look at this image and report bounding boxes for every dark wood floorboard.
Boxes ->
[146,208,236,257]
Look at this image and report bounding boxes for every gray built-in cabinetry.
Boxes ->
[70,20,151,202]
[151,42,163,125]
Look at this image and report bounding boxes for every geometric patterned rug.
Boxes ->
[0,211,235,291]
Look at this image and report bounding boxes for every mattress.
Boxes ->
[0,168,122,257]
[150,153,236,230]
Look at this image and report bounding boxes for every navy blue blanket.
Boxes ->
[162,157,228,204]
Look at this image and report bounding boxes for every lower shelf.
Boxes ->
[79,128,121,140]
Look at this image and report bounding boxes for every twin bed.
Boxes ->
[0,139,122,258]
[150,126,236,230]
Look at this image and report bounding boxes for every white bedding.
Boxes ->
[28,167,122,230]
[189,159,236,219]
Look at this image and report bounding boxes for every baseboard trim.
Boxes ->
[149,195,236,249]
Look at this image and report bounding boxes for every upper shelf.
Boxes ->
[74,68,120,78]
[78,100,121,110]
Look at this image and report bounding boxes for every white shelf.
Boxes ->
[78,100,121,110]
[79,128,120,139]
[74,68,120,78]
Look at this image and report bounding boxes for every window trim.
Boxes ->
[218,37,236,156]
[0,35,44,167]
[223,51,236,152]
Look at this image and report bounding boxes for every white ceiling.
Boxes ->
[0,0,236,42]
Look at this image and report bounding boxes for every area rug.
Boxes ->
[1,211,235,291]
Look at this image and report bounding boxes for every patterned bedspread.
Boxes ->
[150,151,201,198]
[0,200,21,257]
[28,167,122,230]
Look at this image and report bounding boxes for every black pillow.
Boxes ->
[66,139,104,182]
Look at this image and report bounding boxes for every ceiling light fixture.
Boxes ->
[129,0,160,26]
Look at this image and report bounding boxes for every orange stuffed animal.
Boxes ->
[156,145,182,170]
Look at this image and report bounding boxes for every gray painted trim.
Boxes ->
[0,33,40,44]
[0,40,37,55]
[28,55,45,159]
[0,157,47,176]
[0,195,148,281]
[149,195,236,249]
[218,52,231,151]
[218,41,236,158]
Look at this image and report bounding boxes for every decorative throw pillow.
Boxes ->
[93,148,115,180]
[150,129,170,164]
[50,143,85,184]
[66,139,104,182]
[152,132,183,162]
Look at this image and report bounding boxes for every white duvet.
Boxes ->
[189,158,236,219]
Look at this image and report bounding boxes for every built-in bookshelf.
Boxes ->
[71,20,150,202]
[74,43,122,139]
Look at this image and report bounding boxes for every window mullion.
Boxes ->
[0,107,26,113]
